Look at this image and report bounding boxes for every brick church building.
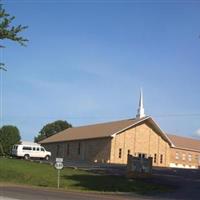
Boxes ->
[40,90,200,169]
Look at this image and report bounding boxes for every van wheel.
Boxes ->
[24,154,30,160]
[45,155,50,161]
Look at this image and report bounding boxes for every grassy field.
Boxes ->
[0,157,167,194]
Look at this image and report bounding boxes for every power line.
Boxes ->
[3,113,200,120]
[153,113,200,118]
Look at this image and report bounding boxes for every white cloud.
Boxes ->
[194,129,200,137]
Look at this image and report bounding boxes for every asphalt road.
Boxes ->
[0,186,153,200]
[1,167,200,200]
[0,197,19,200]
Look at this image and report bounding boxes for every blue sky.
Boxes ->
[1,0,200,141]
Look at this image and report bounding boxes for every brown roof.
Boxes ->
[40,117,149,144]
[167,134,200,152]
[40,116,200,152]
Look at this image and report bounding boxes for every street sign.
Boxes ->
[54,162,64,170]
[56,158,63,162]
[54,158,64,189]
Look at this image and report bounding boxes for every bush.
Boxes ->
[0,125,21,155]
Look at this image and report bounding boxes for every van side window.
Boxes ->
[23,146,32,150]
[37,147,40,151]
[33,147,36,151]
[41,148,45,151]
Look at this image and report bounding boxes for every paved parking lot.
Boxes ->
[59,160,200,199]
[146,167,200,199]
[63,161,200,199]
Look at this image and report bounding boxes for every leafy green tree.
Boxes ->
[0,3,28,65]
[0,125,21,156]
[34,120,72,142]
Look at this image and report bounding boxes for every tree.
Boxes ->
[0,125,21,156]
[0,3,28,65]
[34,120,72,142]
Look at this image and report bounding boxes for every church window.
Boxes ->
[119,148,122,158]
[56,144,60,156]
[138,153,146,158]
[188,154,192,162]
[182,153,186,160]
[160,154,163,164]
[67,143,70,155]
[127,149,130,156]
[154,154,157,163]
[78,142,81,155]
[175,152,179,160]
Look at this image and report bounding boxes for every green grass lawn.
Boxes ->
[0,157,167,194]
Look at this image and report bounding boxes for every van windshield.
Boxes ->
[13,145,18,150]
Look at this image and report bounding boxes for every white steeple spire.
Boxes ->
[136,88,145,118]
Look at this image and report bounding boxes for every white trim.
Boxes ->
[171,146,200,153]
[111,116,174,147]
[111,116,150,137]
[147,118,175,147]
[169,163,197,169]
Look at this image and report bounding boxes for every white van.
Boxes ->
[12,142,51,161]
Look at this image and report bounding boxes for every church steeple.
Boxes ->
[136,88,145,119]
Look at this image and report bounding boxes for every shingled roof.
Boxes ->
[39,116,200,152]
[40,116,173,145]
[40,117,147,144]
[167,134,200,152]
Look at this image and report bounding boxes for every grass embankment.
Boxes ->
[0,158,166,194]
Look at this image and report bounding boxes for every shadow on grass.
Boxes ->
[62,174,168,194]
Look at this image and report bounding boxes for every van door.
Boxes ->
[32,146,37,158]
[35,147,41,158]
[40,147,46,158]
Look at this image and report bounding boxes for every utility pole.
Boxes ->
[0,63,7,155]
[0,63,7,128]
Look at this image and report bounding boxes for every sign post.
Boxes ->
[57,168,60,189]
[54,158,64,189]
